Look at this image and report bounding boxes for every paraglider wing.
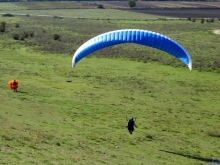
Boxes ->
[8,80,18,89]
[72,29,192,70]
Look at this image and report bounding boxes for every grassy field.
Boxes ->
[0,8,162,20]
[1,15,220,71]
[2,1,220,10]
[0,45,220,165]
[0,2,165,20]
[1,2,220,19]
[0,3,220,165]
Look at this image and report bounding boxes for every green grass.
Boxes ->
[0,2,81,10]
[0,4,220,164]
[0,45,220,164]
[0,8,163,20]
[0,3,26,11]
[0,2,165,20]
[1,15,220,71]
[0,16,220,73]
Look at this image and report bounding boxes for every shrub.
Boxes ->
[2,13,14,17]
[201,18,204,24]
[0,21,6,32]
[15,23,20,28]
[207,131,220,138]
[12,33,19,40]
[0,21,6,27]
[53,34,60,40]
[97,4,104,9]
[0,26,5,32]
[20,32,29,40]
[210,18,214,23]
[29,31,34,37]
[192,18,196,22]
[206,19,214,23]
[128,0,136,8]
[211,61,220,69]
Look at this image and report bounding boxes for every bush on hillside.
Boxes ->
[97,4,104,9]
[53,34,61,40]
[12,33,19,40]
[0,21,6,32]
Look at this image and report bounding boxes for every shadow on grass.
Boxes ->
[159,150,220,164]
[17,91,28,94]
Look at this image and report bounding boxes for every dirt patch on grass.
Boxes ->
[214,30,220,35]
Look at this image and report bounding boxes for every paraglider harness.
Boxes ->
[126,117,137,134]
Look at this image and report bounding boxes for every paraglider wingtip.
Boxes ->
[188,62,192,71]
[72,61,76,68]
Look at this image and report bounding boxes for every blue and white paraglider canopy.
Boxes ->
[72,29,192,70]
